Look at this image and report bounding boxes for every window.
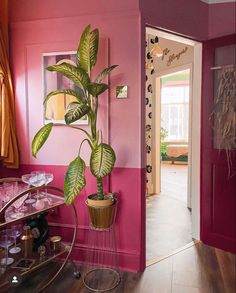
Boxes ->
[161,70,190,142]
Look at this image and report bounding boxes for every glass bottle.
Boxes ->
[21,226,33,258]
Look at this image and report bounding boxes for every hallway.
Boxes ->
[146,163,192,261]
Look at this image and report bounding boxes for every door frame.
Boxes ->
[146,27,202,241]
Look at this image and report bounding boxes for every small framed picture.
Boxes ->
[116,85,128,99]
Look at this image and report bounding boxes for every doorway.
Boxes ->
[145,27,202,263]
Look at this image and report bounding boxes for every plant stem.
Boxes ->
[96,178,104,200]
[78,139,93,155]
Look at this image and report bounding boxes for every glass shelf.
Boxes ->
[0,193,65,228]
[0,184,78,291]
[0,241,69,289]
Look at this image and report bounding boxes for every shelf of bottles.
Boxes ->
[0,178,78,291]
[0,241,69,288]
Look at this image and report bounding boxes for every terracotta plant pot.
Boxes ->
[86,194,117,229]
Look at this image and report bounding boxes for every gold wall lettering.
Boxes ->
[161,48,170,61]
[161,46,188,67]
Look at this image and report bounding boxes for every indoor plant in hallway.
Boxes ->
[32,24,118,228]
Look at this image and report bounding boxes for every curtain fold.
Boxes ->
[0,0,19,168]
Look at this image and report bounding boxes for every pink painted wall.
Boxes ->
[208,3,236,39]
[9,0,139,22]
[10,14,142,169]
[140,0,209,41]
[5,0,235,274]
[6,1,145,272]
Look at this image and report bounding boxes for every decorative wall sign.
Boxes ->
[161,46,189,66]
[116,85,128,98]
[43,51,88,125]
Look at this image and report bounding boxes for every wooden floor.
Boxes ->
[7,242,236,293]
[146,163,192,261]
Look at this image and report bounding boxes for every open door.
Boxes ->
[201,35,236,253]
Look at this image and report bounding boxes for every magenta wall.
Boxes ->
[140,0,208,41]
[208,3,236,39]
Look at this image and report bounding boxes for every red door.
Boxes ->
[201,34,236,253]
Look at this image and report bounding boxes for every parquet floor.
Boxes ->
[7,242,236,293]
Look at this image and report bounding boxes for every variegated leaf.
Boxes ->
[32,123,53,158]
[65,101,90,124]
[64,156,86,205]
[78,25,99,72]
[95,65,118,83]
[90,143,116,178]
[44,89,85,104]
[47,63,89,90]
[87,83,108,97]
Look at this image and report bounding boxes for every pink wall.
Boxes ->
[9,0,139,22]
[208,3,236,39]
[7,1,145,272]
[5,0,235,274]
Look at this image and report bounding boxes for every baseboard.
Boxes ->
[48,222,142,272]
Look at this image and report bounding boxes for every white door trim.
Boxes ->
[191,42,202,240]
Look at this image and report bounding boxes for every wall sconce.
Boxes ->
[150,36,163,58]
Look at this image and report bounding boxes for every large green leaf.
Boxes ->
[65,101,90,124]
[78,24,99,72]
[32,123,53,158]
[95,65,118,83]
[64,156,86,205]
[44,89,85,104]
[87,82,108,97]
[90,143,116,178]
[47,63,90,90]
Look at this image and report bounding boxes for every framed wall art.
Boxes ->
[42,51,88,125]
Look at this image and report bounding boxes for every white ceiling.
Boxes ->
[200,0,235,4]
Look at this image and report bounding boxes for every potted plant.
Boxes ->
[32,24,118,228]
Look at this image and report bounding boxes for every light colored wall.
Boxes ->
[154,37,194,74]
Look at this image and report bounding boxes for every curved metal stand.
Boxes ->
[83,198,120,292]
[0,183,79,292]
[35,197,78,293]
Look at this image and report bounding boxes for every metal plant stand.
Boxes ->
[83,201,120,292]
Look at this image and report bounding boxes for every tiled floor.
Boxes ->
[146,163,192,261]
